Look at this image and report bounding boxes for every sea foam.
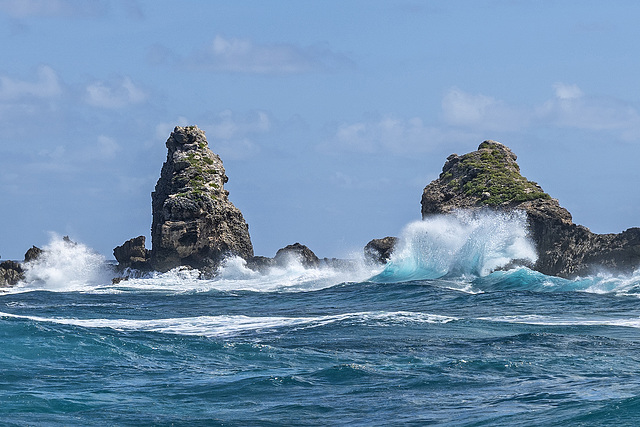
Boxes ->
[373,210,537,282]
[16,234,113,292]
[0,310,456,338]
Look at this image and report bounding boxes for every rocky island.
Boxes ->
[4,127,639,286]
[115,126,253,273]
[420,140,640,278]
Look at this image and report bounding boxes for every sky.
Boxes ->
[1,0,640,260]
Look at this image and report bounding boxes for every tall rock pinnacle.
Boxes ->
[150,126,253,272]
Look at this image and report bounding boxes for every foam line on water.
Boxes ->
[479,314,640,328]
[0,311,457,337]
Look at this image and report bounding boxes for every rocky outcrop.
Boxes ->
[150,126,253,272]
[0,245,45,287]
[113,236,151,271]
[421,140,640,278]
[0,260,23,287]
[364,237,398,264]
[24,246,43,263]
[274,243,320,268]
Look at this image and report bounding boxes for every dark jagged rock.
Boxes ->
[364,237,398,264]
[150,126,254,272]
[24,246,43,263]
[0,260,23,287]
[113,236,151,271]
[421,140,640,278]
[274,243,320,268]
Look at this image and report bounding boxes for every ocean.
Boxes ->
[3,212,640,426]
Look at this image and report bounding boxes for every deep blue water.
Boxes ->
[3,215,640,425]
[3,269,640,426]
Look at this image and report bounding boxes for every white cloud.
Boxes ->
[0,65,62,100]
[439,84,640,140]
[538,82,640,133]
[206,110,271,140]
[442,87,529,131]
[327,114,476,155]
[153,111,269,159]
[553,83,583,100]
[85,76,147,109]
[187,35,352,74]
[201,110,271,159]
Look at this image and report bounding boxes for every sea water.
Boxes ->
[2,213,640,426]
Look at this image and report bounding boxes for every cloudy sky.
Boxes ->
[1,0,640,260]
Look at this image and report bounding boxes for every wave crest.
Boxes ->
[373,210,537,282]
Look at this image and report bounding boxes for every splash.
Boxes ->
[17,234,113,291]
[114,255,378,294]
[373,210,537,282]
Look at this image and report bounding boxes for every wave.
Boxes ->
[15,234,114,292]
[110,256,378,294]
[8,225,640,298]
[471,266,640,296]
[372,211,536,283]
[0,311,456,338]
[479,314,640,329]
[7,234,379,294]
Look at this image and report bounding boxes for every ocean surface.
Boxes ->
[3,212,640,426]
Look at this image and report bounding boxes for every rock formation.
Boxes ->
[113,236,151,271]
[0,260,23,287]
[150,126,253,272]
[421,140,640,278]
[364,237,398,264]
[24,246,43,263]
[274,243,320,268]
[0,245,45,287]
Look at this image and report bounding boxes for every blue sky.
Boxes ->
[1,0,640,260]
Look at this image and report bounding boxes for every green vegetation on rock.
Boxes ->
[440,144,550,206]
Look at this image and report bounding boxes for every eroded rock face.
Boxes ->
[150,126,254,272]
[113,236,150,271]
[364,237,398,264]
[0,260,23,287]
[421,140,640,278]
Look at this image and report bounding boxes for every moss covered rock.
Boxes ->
[422,140,550,213]
[421,140,640,278]
[149,126,253,272]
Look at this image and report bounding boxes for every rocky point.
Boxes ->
[421,140,640,277]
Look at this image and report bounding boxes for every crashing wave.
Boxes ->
[372,210,536,283]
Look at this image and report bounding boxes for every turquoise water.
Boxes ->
[2,215,640,426]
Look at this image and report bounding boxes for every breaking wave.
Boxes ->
[16,234,113,292]
[8,220,640,298]
[373,211,536,283]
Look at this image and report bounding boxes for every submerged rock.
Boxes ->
[421,140,640,277]
[364,237,398,264]
[150,126,253,272]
